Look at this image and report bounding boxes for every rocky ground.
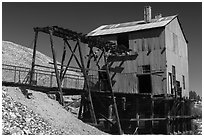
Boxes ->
[2,89,66,135]
[2,41,102,134]
[2,86,107,135]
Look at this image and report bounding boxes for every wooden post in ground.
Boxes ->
[30,30,38,85]
[48,29,64,106]
[77,39,97,124]
[136,97,140,130]
[78,93,85,119]
[103,48,123,135]
[150,96,154,134]
[165,99,170,134]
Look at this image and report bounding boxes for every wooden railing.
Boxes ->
[2,64,85,90]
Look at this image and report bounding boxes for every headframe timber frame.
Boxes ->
[29,26,130,134]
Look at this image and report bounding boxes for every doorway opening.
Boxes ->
[138,74,152,93]
[117,33,129,49]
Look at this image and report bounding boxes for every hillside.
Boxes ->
[2,41,107,135]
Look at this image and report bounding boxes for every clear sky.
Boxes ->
[2,2,202,96]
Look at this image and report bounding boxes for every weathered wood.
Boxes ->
[49,30,64,106]
[78,93,85,119]
[30,31,38,85]
[61,40,78,81]
[77,39,97,124]
[109,66,124,73]
[150,96,154,134]
[60,43,67,80]
[107,54,137,62]
[14,67,16,83]
[64,39,82,68]
[103,48,123,135]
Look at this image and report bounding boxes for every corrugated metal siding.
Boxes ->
[101,28,166,94]
[87,15,176,36]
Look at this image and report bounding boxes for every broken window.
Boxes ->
[182,75,185,89]
[142,65,151,73]
[168,73,173,94]
[117,33,129,49]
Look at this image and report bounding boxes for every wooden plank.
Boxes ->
[107,54,138,62]
[109,66,124,73]
[60,43,67,80]
[49,30,64,106]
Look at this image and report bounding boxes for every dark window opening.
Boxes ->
[142,65,151,73]
[168,73,173,94]
[138,74,152,93]
[182,75,185,89]
[117,33,129,49]
[172,65,176,87]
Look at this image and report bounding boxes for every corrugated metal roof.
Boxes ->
[87,15,177,36]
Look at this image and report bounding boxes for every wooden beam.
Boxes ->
[107,54,137,62]
[49,29,64,106]
[61,40,78,81]
[77,39,97,124]
[64,39,82,68]
[103,48,123,135]
[30,31,38,85]
[60,42,67,80]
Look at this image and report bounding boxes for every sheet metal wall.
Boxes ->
[86,17,188,96]
[165,18,189,97]
[86,28,167,95]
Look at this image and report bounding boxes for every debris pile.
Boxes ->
[2,89,66,135]
[2,86,107,135]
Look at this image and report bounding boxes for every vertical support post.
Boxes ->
[136,97,140,129]
[78,93,85,119]
[103,48,123,135]
[35,72,37,85]
[50,72,53,87]
[165,99,170,134]
[18,71,21,83]
[86,46,93,69]
[14,66,16,83]
[30,30,38,85]
[60,43,67,80]
[150,96,154,134]
[49,29,64,106]
[77,39,97,124]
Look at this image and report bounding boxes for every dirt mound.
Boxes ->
[2,41,82,109]
[2,86,107,135]
[2,41,53,67]
[2,88,66,135]
[2,41,107,134]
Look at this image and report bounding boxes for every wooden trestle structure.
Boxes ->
[2,26,197,135]
[28,26,126,134]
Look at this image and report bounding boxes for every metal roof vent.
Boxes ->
[144,6,152,23]
[155,13,162,20]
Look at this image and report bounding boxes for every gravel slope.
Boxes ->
[2,86,107,135]
[2,41,107,135]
